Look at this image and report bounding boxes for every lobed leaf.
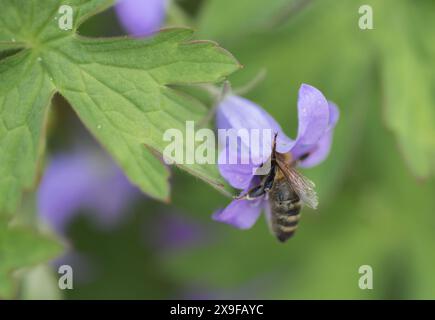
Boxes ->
[0,0,240,213]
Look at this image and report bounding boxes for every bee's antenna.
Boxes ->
[272,132,278,155]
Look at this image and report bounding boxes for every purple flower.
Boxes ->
[147,212,213,251]
[115,0,167,37]
[213,84,339,229]
[38,148,139,236]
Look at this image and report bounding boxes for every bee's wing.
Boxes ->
[275,159,318,209]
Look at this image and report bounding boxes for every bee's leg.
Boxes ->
[235,167,276,200]
[234,184,266,200]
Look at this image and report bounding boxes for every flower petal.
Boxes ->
[298,131,333,168]
[216,95,294,155]
[298,101,339,168]
[212,198,263,229]
[328,101,340,128]
[115,0,167,37]
[38,150,138,235]
[218,147,256,189]
[296,84,330,144]
[291,84,330,159]
[217,95,281,132]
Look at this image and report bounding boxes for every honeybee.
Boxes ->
[237,134,318,242]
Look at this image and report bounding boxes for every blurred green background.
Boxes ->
[18,0,435,299]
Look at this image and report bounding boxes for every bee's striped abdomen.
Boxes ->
[274,201,301,242]
[269,178,302,242]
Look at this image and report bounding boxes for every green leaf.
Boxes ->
[377,0,435,179]
[20,264,62,300]
[0,52,55,213]
[0,0,240,213]
[0,217,62,299]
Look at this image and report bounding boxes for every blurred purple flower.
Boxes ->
[38,149,139,236]
[213,84,339,229]
[115,0,167,37]
[148,212,213,251]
